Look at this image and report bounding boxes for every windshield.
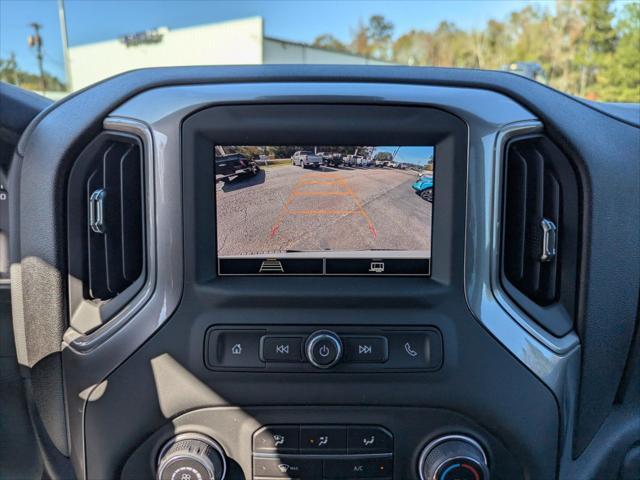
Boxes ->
[1,0,638,102]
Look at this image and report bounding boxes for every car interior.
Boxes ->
[0,64,639,480]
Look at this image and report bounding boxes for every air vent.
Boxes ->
[67,132,145,334]
[502,135,579,336]
[85,140,143,299]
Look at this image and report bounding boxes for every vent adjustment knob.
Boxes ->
[157,433,226,480]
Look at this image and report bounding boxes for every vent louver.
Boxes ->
[504,141,560,304]
[502,135,579,336]
[85,140,143,299]
[67,132,145,334]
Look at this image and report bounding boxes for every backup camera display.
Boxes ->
[215,145,434,276]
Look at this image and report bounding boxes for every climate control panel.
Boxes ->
[253,425,393,480]
[205,326,442,372]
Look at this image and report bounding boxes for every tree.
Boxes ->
[0,53,66,91]
[312,34,349,53]
[576,0,617,97]
[0,52,19,85]
[351,20,371,57]
[310,3,638,102]
[349,15,394,60]
[368,15,394,60]
[393,30,432,65]
[598,2,640,101]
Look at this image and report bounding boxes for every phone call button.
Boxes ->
[386,331,443,370]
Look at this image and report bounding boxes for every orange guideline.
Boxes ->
[270,172,377,239]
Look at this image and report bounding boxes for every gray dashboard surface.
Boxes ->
[9,66,640,479]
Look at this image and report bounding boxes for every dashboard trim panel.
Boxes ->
[88,82,578,389]
[57,82,580,478]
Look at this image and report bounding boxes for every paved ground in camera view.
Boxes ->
[216,164,432,256]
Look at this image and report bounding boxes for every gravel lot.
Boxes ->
[216,165,432,256]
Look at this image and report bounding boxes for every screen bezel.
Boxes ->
[182,103,467,284]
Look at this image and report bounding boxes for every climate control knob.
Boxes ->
[419,434,489,480]
[157,433,227,480]
[305,330,343,369]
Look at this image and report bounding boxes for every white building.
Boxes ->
[68,17,390,91]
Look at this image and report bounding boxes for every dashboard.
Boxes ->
[3,66,639,480]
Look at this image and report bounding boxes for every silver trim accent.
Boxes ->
[157,433,227,480]
[305,330,343,369]
[540,218,557,262]
[418,434,488,480]
[64,117,165,351]
[88,188,106,234]
[465,120,579,390]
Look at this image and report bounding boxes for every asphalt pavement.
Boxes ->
[216,165,432,256]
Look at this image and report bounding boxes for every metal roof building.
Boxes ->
[68,16,390,91]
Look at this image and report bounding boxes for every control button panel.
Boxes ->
[205,327,442,373]
[252,425,393,480]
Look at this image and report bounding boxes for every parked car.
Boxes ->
[412,175,434,202]
[344,154,365,167]
[320,152,343,167]
[292,150,322,168]
[215,152,260,182]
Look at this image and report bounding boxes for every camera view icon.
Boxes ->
[259,259,284,273]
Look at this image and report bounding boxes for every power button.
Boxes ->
[306,330,343,369]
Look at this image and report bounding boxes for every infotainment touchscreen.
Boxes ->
[215,145,434,276]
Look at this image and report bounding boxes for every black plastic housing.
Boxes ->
[66,132,146,335]
[501,134,579,337]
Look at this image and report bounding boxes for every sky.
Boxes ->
[375,146,434,167]
[0,0,632,83]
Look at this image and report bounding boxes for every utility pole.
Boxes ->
[28,22,46,92]
[57,0,72,91]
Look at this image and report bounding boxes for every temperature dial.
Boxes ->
[157,433,227,480]
[419,434,489,480]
